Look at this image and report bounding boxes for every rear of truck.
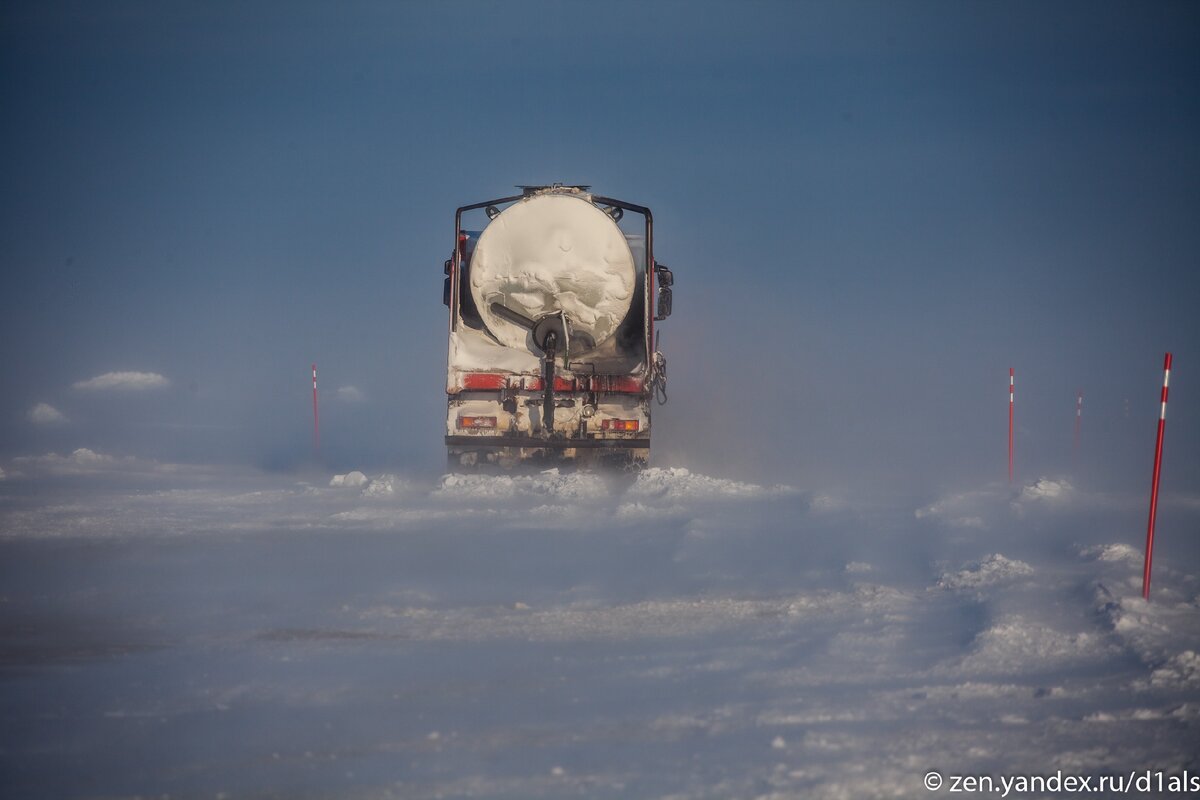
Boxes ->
[443,185,672,469]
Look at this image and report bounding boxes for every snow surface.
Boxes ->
[937,553,1034,590]
[1,459,1198,798]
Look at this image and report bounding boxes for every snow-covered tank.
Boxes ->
[442,185,673,468]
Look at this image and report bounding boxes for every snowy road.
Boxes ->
[2,461,1198,798]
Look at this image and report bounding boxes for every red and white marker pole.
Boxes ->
[1142,353,1172,600]
[312,362,321,456]
[1008,368,1015,484]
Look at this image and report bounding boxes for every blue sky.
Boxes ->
[2,1,1197,489]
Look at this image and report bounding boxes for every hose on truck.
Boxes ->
[651,350,668,406]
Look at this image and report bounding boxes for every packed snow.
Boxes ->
[937,553,1034,590]
[1,457,1198,798]
[329,470,369,487]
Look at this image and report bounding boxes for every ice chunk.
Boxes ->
[361,474,407,496]
[1019,478,1072,502]
[1081,543,1141,564]
[627,467,794,502]
[329,471,368,488]
[938,554,1034,590]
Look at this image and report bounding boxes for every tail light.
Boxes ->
[600,419,639,432]
[458,415,497,429]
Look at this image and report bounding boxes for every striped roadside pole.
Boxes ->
[312,363,321,456]
[1009,368,1015,484]
[1142,352,1173,600]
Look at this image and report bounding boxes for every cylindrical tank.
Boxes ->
[469,193,637,354]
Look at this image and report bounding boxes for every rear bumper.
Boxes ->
[446,434,649,469]
[445,435,648,450]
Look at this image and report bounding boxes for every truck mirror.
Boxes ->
[654,263,673,320]
[655,287,672,320]
[654,263,673,287]
[443,276,451,307]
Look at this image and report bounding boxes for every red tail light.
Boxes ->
[600,419,639,432]
[461,373,507,390]
[458,415,497,429]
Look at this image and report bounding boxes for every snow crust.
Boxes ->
[2,461,1199,799]
[627,467,796,502]
[435,468,610,501]
[1147,650,1200,689]
[1082,542,1142,564]
[916,476,1087,528]
[938,553,1034,590]
[8,447,153,475]
[914,488,994,527]
[1019,477,1072,501]
[955,617,1110,674]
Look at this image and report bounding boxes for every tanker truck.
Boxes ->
[442,185,673,469]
